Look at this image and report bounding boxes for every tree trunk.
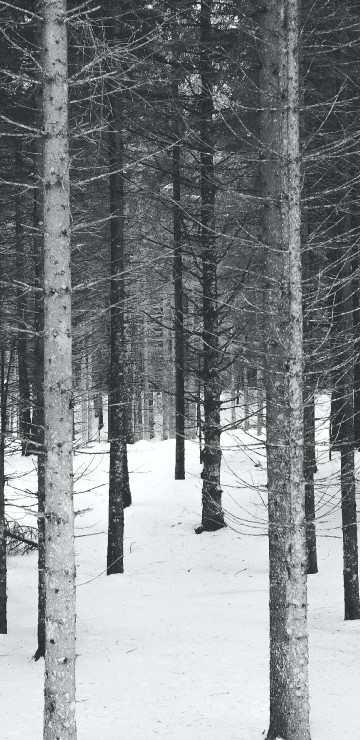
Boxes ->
[352,246,360,448]
[172,69,185,478]
[243,363,249,431]
[142,314,151,441]
[162,297,171,440]
[329,236,360,619]
[33,155,46,661]
[173,143,185,478]
[256,367,264,436]
[14,146,32,456]
[258,1,311,738]
[42,1,76,736]
[106,28,132,575]
[302,242,318,575]
[198,0,224,533]
[0,348,7,634]
[303,383,318,574]
[32,6,46,661]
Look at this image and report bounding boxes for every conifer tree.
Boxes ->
[258,0,311,737]
[42,0,76,736]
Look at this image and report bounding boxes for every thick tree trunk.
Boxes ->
[258,1,311,738]
[42,1,76,737]
[106,63,132,576]
[198,0,224,533]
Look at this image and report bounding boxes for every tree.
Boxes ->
[106,1,132,577]
[42,0,76,736]
[14,145,32,456]
[197,0,225,532]
[258,0,311,737]
[172,20,186,481]
[0,345,11,635]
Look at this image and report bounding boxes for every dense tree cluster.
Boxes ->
[0,1,359,738]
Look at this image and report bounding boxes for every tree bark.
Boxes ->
[302,243,318,574]
[0,348,7,634]
[32,5,46,662]
[256,367,264,436]
[172,55,185,478]
[106,15,132,574]
[243,363,249,431]
[142,313,151,441]
[352,246,360,448]
[327,13,360,620]
[329,238,360,619]
[258,1,311,738]
[173,134,185,479]
[198,0,224,532]
[14,145,32,456]
[303,383,318,574]
[42,0,76,736]
[33,164,46,660]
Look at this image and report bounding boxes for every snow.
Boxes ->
[1,402,360,739]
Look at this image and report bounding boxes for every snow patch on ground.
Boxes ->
[1,409,360,738]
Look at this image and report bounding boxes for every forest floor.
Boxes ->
[1,396,360,739]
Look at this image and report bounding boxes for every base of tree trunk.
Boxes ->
[195,521,226,534]
[306,524,318,575]
[106,556,124,575]
[266,726,284,740]
[0,595,7,634]
[307,559,318,575]
[344,583,360,620]
[33,644,45,661]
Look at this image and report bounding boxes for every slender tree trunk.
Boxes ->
[162,297,171,440]
[106,52,132,576]
[329,240,360,619]
[256,367,264,436]
[173,128,185,479]
[303,244,318,574]
[32,6,46,661]
[142,314,151,441]
[198,0,224,533]
[0,348,7,634]
[80,344,89,444]
[14,146,32,456]
[352,246,360,448]
[258,1,311,738]
[303,383,318,574]
[172,51,185,477]
[326,11,360,618]
[243,363,249,431]
[33,161,46,660]
[42,1,76,736]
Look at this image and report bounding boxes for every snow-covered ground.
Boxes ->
[1,398,360,739]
